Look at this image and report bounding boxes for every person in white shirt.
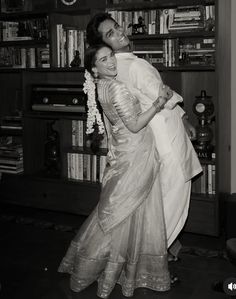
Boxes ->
[86,13,202,262]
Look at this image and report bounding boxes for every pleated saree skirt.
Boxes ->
[58,126,170,298]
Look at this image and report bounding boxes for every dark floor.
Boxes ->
[0,203,235,299]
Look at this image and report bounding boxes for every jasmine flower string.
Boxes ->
[83,70,105,134]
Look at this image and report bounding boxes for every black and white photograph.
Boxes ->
[0,0,235,298]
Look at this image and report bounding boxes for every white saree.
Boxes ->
[58,79,170,298]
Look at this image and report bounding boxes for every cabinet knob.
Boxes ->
[72,98,78,104]
[43,97,49,104]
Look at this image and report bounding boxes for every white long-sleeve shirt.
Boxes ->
[115,52,202,182]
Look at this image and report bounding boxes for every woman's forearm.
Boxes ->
[126,97,166,133]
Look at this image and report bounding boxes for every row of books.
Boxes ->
[72,120,108,150]
[0,143,23,174]
[67,152,106,183]
[108,5,215,35]
[0,19,49,42]
[168,5,215,32]
[56,25,86,68]
[133,37,215,67]
[0,115,22,130]
[163,39,176,67]
[0,45,50,68]
[0,23,85,69]
[179,37,215,66]
[0,0,32,13]
[192,163,215,195]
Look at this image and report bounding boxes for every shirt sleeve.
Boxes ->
[129,58,184,109]
[129,58,162,102]
[175,104,186,117]
[108,80,138,126]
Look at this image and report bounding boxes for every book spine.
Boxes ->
[91,155,97,182]
[21,48,26,68]
[67,152,71,179]
[212,164,216,195]
[28,48,36,68]
[71,120,77,147]
[83,154,91,181]
[207,164,213,194]
[200,164,207,194]
[78,120,84,147]
[56,24,62,67]
[77,153,83,180]
[72,153,77,180]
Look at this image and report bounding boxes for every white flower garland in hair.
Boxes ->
[83,70,105,134]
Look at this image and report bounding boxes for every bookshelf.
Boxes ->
[0,0,229,237]
[107,1,215,70]
[0,0,106,213]
[0,68,106,215]
[0,11,90,69]
[106,0,218,236]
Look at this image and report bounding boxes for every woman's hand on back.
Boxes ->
[159,83,173,100]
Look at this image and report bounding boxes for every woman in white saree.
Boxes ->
[58,44,173,298]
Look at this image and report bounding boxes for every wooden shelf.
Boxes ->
[0,65,214,72]
[0,68,23,73]
[64,146,108,156]
[106,0,215,11]
[199,157,216,165]
[191,192,216,201]
[0,8,92,19]
[130,31,215,40]
[0,39,49,47]
[157,65,215,72]
[23,111,87,120]
[0,67,85,72]
[26,67,85,72]
[0,173,101,215]
[52,8,91,15]
[0,128,22,136]
[0,0,222,236]
[24,172,101,187]
[0,11,48,20]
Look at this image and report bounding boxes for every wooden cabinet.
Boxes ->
[0,2,103,213]
[0,68,105,215]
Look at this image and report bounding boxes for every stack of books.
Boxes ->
[179,37,215,66]
[0,115,22,131]
[0,143,24,174]
[168,6,205,32]
[0,19,49,42]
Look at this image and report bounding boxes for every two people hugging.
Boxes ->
[58,13,202,298]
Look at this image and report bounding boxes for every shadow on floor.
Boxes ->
[0,204,235,299]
